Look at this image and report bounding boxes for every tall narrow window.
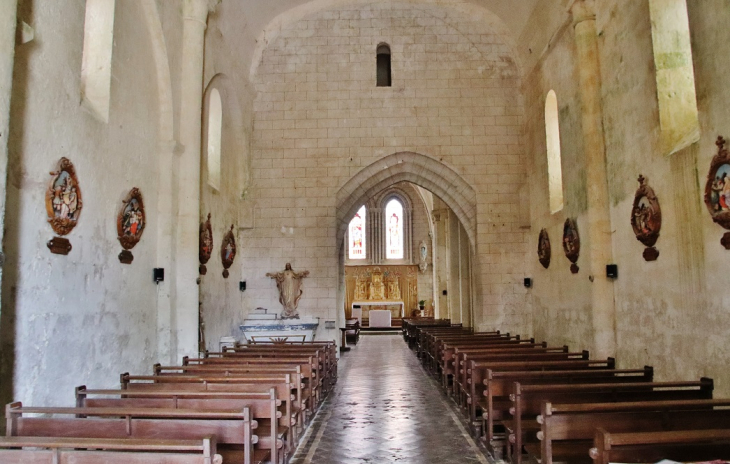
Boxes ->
[545,90,564,213]
[649,0,700,155]
[207,88,222,190]
[80,0,116,122]
[376,43,391,87]
[348,205,366,260]
[385,199,403,259]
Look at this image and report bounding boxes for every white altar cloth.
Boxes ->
[368,310,391,328]
[351,300,404,317]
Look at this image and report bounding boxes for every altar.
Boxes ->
[345,265,418,327]
[351,300,404,318]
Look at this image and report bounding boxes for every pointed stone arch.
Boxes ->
[336,152,477,249]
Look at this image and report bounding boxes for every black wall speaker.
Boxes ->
[239,281,246,292]
[606,264,618,279]
[524,278,532,288]
[153,268,164,283]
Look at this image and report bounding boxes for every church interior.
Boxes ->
[1,0,730,461]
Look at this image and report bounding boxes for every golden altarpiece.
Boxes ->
[344,265,419,322]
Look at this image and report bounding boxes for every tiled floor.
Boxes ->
[290,334,492,464]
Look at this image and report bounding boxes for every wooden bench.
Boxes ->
[480,367,653,447]
[0,436,222,464]
[590,427,730,464]
[540,398,730,464]
[75,386,280,463]
[156,363,309,428]
[194,355,322,400]
[6,402,260,464]
[508,378,714,464]
[455,351,589,410]
[183,357,318,414]
[120,373,294,462]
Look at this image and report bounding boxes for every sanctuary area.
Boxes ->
[1,0,730,462]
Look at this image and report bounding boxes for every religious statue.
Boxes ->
[266,263,310,319]
[354,276,368,300]
[386,278,401,300]
[369,267,385,300]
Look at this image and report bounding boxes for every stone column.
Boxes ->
[433,209,449,319]
[175,0,214,358]
[571,0,616,358]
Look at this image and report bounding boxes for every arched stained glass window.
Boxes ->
[385,199,403,259]
[348,205,366,260]
[545,90,564,213]
[207,88,223,190]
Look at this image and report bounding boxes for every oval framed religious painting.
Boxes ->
[117,188,146,264]
[45,157,83,255]
[562,218,580,274]
[631,175,661,261]
[221,224,236,278]
[537,228,551,269]
[199,213,213,275]
[704,136,730,249]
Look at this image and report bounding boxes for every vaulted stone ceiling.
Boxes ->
[209,0,543,83]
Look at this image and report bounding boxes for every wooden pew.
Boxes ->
[455,350,589,410]
[156,363,309,428]
[590,428,730,464]
[540,398,730,464]
[469,358,616,444]
[0,436,222,464]
[216,346,333,395]
[441,343,553,394]
[6,402,259,464]
[183,356,318,414]
[120,373,293,462]
[508,378,714,464]
[185,356,322,408]
[75,386,280,463]
[480,367,653,448]
[438,340,546,386]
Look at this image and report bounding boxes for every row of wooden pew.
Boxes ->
[403,318,730,464]
[1,340,337,464]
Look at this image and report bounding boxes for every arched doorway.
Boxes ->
[335,152,479,332]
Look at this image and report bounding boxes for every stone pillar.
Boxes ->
[447,211,461,324]
[458,224,472,328]
[0,0,17,293]
[571,0,616,358]
[175,0,213,358]
[433,209,449,319]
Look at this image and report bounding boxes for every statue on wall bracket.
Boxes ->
[199,213,213,275]
[631,175,661,261]
[562,218,580,274]
[221,224,236,278]
[267,263,310,319]
[419,239,428,273]
[45,157,83,255]
[538,228,551,269]
[703,136,730,249]
[116,188,146,264]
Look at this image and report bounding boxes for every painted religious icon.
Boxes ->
[631,175,661,261]
[221,224,236,278]
[704,136,730,249]
[538,228,551,269]
[116,188,146,264]
[45,157,83,255]
[199,213,213,275]
[562,218,580,274]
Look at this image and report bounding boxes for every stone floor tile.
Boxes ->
[290,334,492,464]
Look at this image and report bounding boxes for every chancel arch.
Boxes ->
[337,152,478,328]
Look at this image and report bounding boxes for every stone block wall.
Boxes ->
[237,1,530,336]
